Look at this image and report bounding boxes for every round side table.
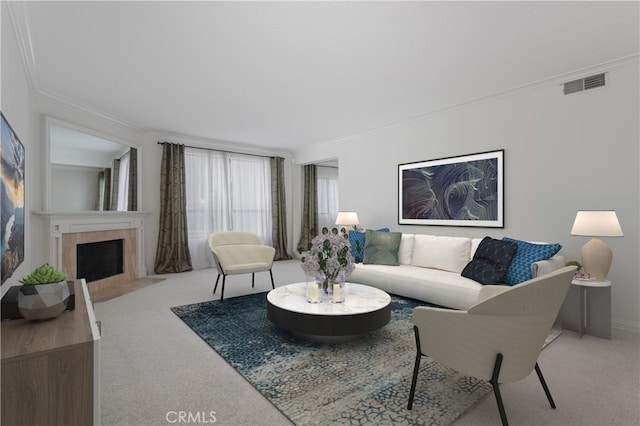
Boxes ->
[561,279,611,339]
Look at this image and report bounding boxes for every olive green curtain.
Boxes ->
[154,142,193,274]
[110,158,120,211]
[296,164,318,253]
[97,168,111,211]
[270,157,292,260]
[127,147,138,211]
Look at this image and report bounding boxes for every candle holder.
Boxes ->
[306,276,320,303]
[331,281,345,303]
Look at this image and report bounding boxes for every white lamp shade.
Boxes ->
[570,211,623,237]
[335,211,359,226]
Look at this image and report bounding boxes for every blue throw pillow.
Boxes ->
[349,228,389,263]
[461,237,518,285]
[502,237,562,285]
[349,231,367,263]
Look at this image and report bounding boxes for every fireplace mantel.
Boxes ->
[34,210,150,220]
[34,210,151,280]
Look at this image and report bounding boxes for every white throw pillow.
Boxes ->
[398,234,415,265]
[411,235,472,273]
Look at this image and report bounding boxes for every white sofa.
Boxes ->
[348,233,565,310]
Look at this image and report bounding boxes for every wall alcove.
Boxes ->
[44,116,142,213]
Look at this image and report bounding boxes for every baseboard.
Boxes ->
[612,318,640,334]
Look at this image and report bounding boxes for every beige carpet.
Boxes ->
[95,261,640,426]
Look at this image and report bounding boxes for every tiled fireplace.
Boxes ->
[36,211,148,292]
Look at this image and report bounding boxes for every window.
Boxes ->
[317,166,339,231]
[184,148,272,269]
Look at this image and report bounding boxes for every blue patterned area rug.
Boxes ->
[171,293,560,426]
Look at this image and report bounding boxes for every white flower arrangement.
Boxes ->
[301,227,355,290]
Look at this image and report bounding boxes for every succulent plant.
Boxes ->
[565,260,582,270]
[20,264,67,285]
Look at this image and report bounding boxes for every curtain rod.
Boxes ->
[157,141,277,159]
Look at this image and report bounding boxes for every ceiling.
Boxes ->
[13,1,640,152]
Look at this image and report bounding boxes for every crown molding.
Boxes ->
[36,87,141,130]
[6,2,39,95]
[7,2,140,130]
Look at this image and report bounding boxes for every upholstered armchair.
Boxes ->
[208,231,276,301]
[407,265,577,426]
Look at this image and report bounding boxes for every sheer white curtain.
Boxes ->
[184,148,272,269]
[317,166,339,231]
[116,152,130,211]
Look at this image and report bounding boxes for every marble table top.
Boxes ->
[267,282,391,316]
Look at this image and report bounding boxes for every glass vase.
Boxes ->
[317,274,332,303]
[317,271,345,303]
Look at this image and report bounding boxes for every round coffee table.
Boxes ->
[266,282,391,342]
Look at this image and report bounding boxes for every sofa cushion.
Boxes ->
[349,264,482,310]
[398,233,415,265]
[471,238,483,258]
[349,228,389,263]
[461,237,518,285]
[411,235,472,273]
[502,237,562,285]
[363,230,401,266]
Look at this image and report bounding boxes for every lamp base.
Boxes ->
[581,237,612,281]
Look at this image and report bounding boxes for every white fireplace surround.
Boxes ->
[35,211,149,283]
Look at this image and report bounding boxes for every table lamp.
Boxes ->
[335,211,360,232]
[570,210,623,281]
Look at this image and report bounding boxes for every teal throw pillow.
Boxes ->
[363,230,401,266]
[502,237,562,285]
[461,237,518,285]
[348,231,366,263]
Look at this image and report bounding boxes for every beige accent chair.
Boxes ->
[208,231,276,301]
[407,265,577,426]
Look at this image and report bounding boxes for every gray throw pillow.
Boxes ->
[363,230,402,266]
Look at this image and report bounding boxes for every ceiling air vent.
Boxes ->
[563,73,606,95]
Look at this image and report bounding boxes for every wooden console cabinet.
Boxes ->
[1,279,101,425]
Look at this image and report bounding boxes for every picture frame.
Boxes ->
[398,149,504,227]
[1,112,26,283]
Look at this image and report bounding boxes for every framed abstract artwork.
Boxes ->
[398,150,504,227]
[1,113,26,283]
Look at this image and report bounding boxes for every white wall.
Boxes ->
[1,2,40,292]
[295,60,640,332]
